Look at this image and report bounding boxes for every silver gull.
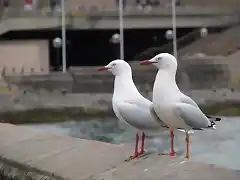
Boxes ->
[140,53,221,159]
[97,59,178,159]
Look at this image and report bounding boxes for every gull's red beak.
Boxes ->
[139,60,152,65]
[97,67,109,71]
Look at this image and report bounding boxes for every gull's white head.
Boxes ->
[140,53,178,72]
[97,59,131,76]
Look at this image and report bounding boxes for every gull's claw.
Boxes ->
[125,151,149,162]
[138,151,149,159]
[125,152,139,162]
[125,156,135,162]
[157,152,173,156]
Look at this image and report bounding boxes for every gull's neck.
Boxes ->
[113,73,141,101]
[153,69,180,102]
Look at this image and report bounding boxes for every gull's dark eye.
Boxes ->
[112,63,116,66]
[157,57,162,61]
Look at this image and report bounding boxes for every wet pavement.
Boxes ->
[22,116,240,170]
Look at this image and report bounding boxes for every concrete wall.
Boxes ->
[226,51,240,86]
[181,0,240,7]
[1,54,238,103]
[69,58,232,93]
[180,56,231,89]
[2,56,233,95]
[5,0,240,11]
[0,40,49,75]
[0,56,239,113]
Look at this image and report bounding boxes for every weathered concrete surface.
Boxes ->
[95,155,240,180]
[0,58,237,114]
[2,58,234,94]
[0,88,240,113]
[0,123,239,180]
[0,123,131,180]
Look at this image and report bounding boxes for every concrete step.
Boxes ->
[0,123,239,180]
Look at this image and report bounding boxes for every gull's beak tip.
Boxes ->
[140,60,151,65]
[97,67,108,71]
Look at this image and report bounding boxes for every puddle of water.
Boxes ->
[21,116,240,170]
[22,118,136,144]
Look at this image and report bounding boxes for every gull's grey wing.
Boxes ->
[180,95,222,122]
[116,102,165,130]
[149,104,168,128]
[179,95,198,107]
[149,104,189,132]
[174,103,211,129]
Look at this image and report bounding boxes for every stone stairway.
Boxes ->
[179,25,240,57]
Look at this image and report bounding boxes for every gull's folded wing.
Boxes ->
[117,102,166,130]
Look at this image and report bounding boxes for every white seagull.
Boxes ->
[97,59,178,160]
[140,53,221,159]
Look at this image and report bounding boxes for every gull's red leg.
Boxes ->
[185,132,190,159]
[132,132,139,158]
[125,133,140,161]
[169,130,175,156]
[139,132,145,155]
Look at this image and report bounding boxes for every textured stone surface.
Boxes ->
[94,155,240,180]
[3,58,233,94]
[0,123,239,180]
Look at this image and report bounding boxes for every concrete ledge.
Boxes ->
[0,160,59,180]
[0,123,132,180]
[0,123,239,180]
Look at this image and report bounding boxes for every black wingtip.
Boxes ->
[215,117,221,121]
[206,115,222,122]
[208,120,216,129]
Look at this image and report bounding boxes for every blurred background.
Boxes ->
[0,0,239,71]
[0,0,239,169]
[0,0,239,124]
[0,0,239,119]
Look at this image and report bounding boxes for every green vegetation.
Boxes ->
[0,107,114,125]
[199,101,240,116]
[0,87,9,93]
[0,101,240,124]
